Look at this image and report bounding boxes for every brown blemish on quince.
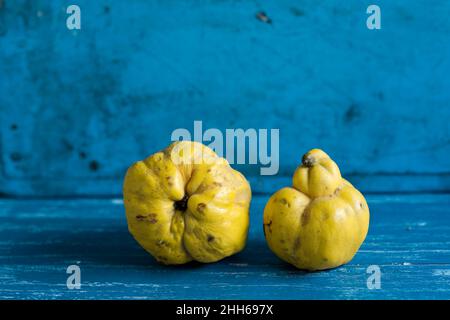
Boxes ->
[197,203,206,213]
[293,237,301,251]
[301,210,310,226]
[136,213,158,224]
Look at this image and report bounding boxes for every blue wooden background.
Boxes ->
[1,0,450,196]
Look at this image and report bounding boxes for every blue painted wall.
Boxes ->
[1,0,450,196]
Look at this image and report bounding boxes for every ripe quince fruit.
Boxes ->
[263,149,369,271]
[123,141,251,265]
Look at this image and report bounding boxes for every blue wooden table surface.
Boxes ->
[1,193,449,299]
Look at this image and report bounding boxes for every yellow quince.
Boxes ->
[123,141,251,265]
[263,149,369,271]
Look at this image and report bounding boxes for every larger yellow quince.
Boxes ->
[263,149,369,271]
[123,141,251,265]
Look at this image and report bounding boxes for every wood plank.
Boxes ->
[0,194,449,299]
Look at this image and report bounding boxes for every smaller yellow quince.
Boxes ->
[263,149,370,271]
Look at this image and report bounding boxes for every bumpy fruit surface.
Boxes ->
[123,141,251,265]
[263,149,369,271]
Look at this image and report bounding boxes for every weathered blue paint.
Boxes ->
[1,1,450,195]
[0,194,449,299]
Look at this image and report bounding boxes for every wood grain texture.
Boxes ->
[0,194,449,299]
[1,0,450,195]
